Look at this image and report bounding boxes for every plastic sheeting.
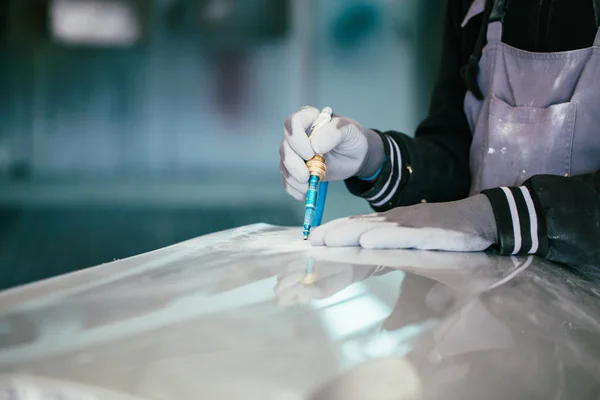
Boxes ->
[0,224,599,399]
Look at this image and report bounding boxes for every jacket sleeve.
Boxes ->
[481,171,600,268]
[344,0,475,212]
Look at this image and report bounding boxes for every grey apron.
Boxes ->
[464,0,600,194]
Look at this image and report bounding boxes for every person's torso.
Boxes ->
[460,0,599,62]
[461,0,600,193]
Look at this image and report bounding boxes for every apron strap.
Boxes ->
[489,0,508,23]
[486,0,507,41]
[460,0,505,99]
[594,0,600,45]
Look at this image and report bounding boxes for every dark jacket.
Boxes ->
[345,0,600,268]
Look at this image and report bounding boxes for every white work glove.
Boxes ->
[310,194,498,252]
[280,105,385,200]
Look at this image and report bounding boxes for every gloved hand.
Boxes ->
[310,194,498,252]
[280,105,385,200]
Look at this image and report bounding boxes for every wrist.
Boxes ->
[356,129,385,180]
[482,185,548,256]
[358,154,386,181]
[458,194,499,244]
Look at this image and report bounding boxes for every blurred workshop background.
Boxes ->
[0,0,444,290]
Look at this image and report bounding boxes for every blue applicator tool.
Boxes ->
[303,107,332,240]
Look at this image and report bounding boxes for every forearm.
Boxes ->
[344,128,471,211]
[482,171,600,268]
[344,0,473,211]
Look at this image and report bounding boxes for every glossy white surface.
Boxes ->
[0,224,599,399]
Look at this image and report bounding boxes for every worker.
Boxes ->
[279,0,600,268]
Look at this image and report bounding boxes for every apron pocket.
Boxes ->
[473,95,576,191]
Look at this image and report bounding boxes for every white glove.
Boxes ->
[310,194,498,252]
[279,105,385,200]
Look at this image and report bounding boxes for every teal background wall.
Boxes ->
[0,0,444,290]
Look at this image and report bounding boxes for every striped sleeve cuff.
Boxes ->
[482,185,549,257]
[344,131,411,210]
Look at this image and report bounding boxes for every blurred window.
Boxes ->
[50,0,140,46]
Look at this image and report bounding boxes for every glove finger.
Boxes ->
[281,176,306,201]
[309,118,344,155]
[280,140,309,183]
[280,161,308,194]
[310,214,381,246]
[309,218,350,246]
[325,221,393,247]
[284,106,320,161]
[359,226,490,251]
[311,217,391,247]
[358,226,421,249]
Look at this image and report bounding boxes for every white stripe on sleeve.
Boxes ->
[500,186,522,255]
[371,139,403,207]
[519,186,539,254]
[366,136,398,203]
